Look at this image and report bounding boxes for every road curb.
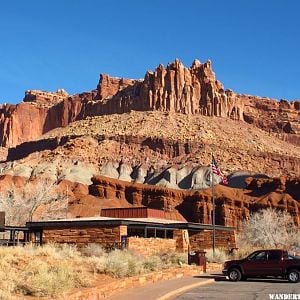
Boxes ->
[156,278,215,300]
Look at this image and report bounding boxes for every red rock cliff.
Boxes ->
[83,175,300,227]
[0,59,299,147]
[0,97,86,147]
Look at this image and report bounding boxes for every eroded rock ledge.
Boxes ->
[0,59,299,147]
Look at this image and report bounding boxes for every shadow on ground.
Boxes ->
[194,274,289,283]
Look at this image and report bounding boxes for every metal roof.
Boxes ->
[4,225,30,231]
[26,216,234,231]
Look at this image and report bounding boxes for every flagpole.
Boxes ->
[211,152,216,258]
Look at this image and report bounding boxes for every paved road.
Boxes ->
[108,275,213,300]
[176,275,300,300]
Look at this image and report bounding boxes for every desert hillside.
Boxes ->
[0,58,299,226]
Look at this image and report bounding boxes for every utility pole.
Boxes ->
[65,184,69,219]
[211,152,216,258]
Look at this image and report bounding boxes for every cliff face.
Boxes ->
[85,59,245,119]
[84,175,300,227]
[139,59,244,119]
[95,74,138,101]
[7,133,300,178]
[0,98,86,147]
[0,59,299,147]
[23,89,69,106]
[1,172,298,227]
[0,102,49,147]
[242,95,300,144]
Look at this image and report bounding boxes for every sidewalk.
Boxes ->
[107,274,217,300]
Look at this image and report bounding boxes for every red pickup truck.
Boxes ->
[222,249,300,283]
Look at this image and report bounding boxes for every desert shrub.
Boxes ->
[205,248,229,263]
[0,247,21,266]
[168,252,188,265]
[81,243,106,257]
[158,252,188,268]
[23,243,82,261]
[0,244,194,298]
[237,208,300,252]
[103,250,128,278]
[87,250,187,276]
[57,243,82,260]
[104,249,144,278]
[19,259,88,297]
[87,255,107,273]
[25,243,62,258]
[143,255,162,271]
[0,248,21,296]
[0,244,90,298]
[127,253,144,276]
[0,268,18,298]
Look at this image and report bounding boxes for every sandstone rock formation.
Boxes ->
[0,58,299,230]
[0,97,85,147]
[6,113,300,178]
[95,74,139,101]
[83,175,300,227]
[0,59,299,148]
[139,59,244,119]
[23,89,69,106]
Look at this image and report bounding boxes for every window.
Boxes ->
[248,251,267,261]
[268,251,282,260]
[34,231,41,243]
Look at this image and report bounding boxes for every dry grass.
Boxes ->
[0,243,90,298]
[205,248,229,263]
[0,243,188,298]
[84,248,188,278]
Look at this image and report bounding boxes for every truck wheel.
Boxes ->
[228,268,242,281]
[287,269,300,283]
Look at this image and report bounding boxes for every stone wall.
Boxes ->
[189,229,236,251]
[173,229,190,252]
[127,237,176,256]
[68,265,204,300]
[42,225,127,246]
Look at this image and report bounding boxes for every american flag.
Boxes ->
[211,156,228,185]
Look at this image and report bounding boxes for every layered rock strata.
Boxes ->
[6,133,300,177]
[85,175,300,228]
[0,59,299,148]
[23,89,69,106]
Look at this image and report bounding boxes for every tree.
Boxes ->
[0,187,25,225]
[0,177,68,226]
[237,208,300,253]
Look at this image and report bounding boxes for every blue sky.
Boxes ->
[0,0,299,104]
